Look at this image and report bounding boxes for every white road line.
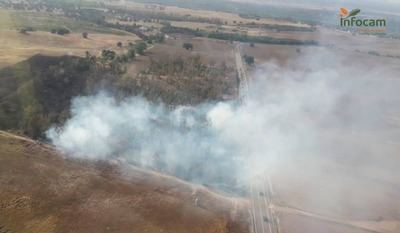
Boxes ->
[250,185,259,233]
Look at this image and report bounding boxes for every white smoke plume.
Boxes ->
[47,48,400,206]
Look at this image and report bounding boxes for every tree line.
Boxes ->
[162,25,319,46]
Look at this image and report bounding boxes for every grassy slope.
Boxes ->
[0,131,249,233]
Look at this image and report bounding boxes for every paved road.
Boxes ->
[234,43,249,102]
[233,43,280,233]
[250,177,281,233]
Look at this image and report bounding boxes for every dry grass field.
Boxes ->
[106,1,310,27]
[0,30,139,68]
[0,8,140,68]
[0,131,250,233]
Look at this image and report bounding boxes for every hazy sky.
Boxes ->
[231,0,400,14]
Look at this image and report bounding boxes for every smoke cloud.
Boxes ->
[47,48,400,205]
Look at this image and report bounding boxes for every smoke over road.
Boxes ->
[47,48,400,201]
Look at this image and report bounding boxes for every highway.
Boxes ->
[234,43,249,102]
[233,43,281,233]
[249,177,281,233]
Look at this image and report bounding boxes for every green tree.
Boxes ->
[101,50,116,60]
[243,55,255,65]
[183,43,193,50]
[55,27,70,35]
[127,48,136,60]
[135,42,147,55]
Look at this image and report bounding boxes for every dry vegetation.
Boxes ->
[0,30,139,68]
[0,131,250,233]
[121,36,238,105]
[107,1,309,27]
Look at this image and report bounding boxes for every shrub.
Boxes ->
[135,42,147,55]
[127,48,136,59]
[101,50,116,60]
[183,43,193,50]
[243,55,255,65]
[51,27,70,35]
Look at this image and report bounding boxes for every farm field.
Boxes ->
[105,1,311,27]
[0,30,139,68]
[0,9,138,68]
[0,9,120,34]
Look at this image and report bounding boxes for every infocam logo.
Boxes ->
[339,8,386,28]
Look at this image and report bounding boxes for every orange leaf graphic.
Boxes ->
[340,8,349,17]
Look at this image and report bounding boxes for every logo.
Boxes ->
[339,8,386,33]
[340,8,361,19]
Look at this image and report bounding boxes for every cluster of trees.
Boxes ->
[50,27,70,35]
[183,43,193,50]
[93,20,165,43]
[368,51,381,56]
[208,31,319,46]
[244,22,316,32]
[82,46,137,73]
[19,27,35,34]
[135,42,147,55]
[161,25,206,37]
[76,42,146,76]
[147,33,165,44]
[0,55,92,138]
[104,22,148,40]
[125,55,236,105]
[144,55,230,79]
[243,55,255,66]
[80,39,152,73]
